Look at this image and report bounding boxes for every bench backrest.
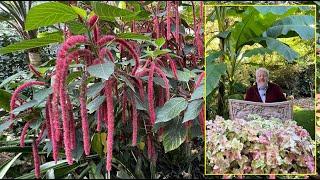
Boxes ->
[228,99,293,121]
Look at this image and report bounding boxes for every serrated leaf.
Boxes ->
[25,2,78,31]
[162,119,186,153]
[87,61,115,80]
[92,2,136,20]
[67,21,87,35]
[182,99,203,123]
[87,82,105,99]
[155,97,188,124]
[0,33,63,55]
[12,100,39,115]
[190,84,204,101]
[71,5,87,18]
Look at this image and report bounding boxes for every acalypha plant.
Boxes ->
[5,1,204,179]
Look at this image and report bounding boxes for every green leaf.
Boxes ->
[0,33,63,55]
[12,100,39,115]
[0,153,22,179]
[254,6,293,15]
[140,76,172,89]
[87,82,105,99]
[242,47,273,58]
[155,37,165,48]
[117,33,151,41]
[265,15,315,40]
[119,75,136,93]
[0,121,12,134]
[25,2,78,31]
[91,133,107,158]
[206,51,224,64]
[255,37,299,61]
[155,97,188,124]
[182,99,203,123]
[66,71,83,84]
[67,21,87,35]
[0,71,27,88]
[87,61,115,80]
[92,2,136,21]
[152,49,171,57]
[206,63,227,96]
[177,69,193,82]
[190,84,204,100]
[87,96,105,114]
[71,5,87,18]
[33,87,52,102]
[0,89,12,112]
[162,118,186,153]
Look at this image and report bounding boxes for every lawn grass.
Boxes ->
[293,107,315,140]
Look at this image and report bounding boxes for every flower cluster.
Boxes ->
[206,115,315,174]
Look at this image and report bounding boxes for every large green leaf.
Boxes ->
[33,87,53,102]
[67,21,87,35]
[162,118,186,153]
[254,6,293,15]
[242,47,273,59]
[92,2,136,21]
[255,37,299,61]
[0,121,12,134]
[265,15,315,40]
[0,153,22,179]
[155,97,188,124]
[25,2,78,31]
[182,99,203,123]
[206,63,227,96]
[0,89,11,111]
[206,51,224,64]
[0,33,63,55]
[0,71,27,88]
[87,61,115,80]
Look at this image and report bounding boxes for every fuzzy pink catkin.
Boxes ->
[99,48,115,62]
[166,1,171,40]
[166,54,178,79]
[80,77,90,156]
[148,62,156,126]
[154,16,160,39]
[10,81,46,121]
[45,97,52,139]
[20,121,30,147]
[136,79,145,101]
[131,93,138,146]
[199,106,205,137]
[97,35,115,47]
[115,39,139,75]
[195,71,205,88]
[174,2,180,44]
[154,66,170,101]
[105,80,115,173]
[59,85,73,165]
[88,15,98,27]
[32,140,40,179]
[96,106,102,132]
[28,64,42,78]
[66,96,76,150]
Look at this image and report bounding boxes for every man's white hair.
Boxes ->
[256,67,269,78]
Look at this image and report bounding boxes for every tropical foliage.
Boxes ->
[0,1,204,179]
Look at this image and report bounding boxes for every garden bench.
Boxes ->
[228,99,293,121]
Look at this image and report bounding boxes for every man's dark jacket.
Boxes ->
[244,82,287,103]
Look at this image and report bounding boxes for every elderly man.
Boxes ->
[245,68,286,103]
